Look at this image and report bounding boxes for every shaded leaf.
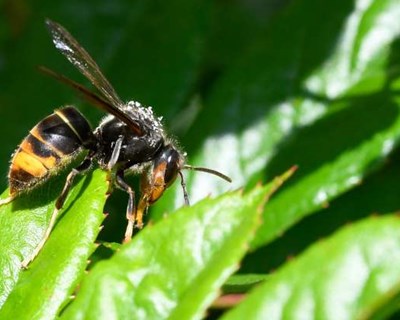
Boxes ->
[223,274,269,294]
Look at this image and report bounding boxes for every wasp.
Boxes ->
[0,20,231,268]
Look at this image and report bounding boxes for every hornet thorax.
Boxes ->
[94,101,165,168]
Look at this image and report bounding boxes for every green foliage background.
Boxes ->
[2,0,400,319]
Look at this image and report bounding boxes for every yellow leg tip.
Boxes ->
[0,195,15,207]
[21,257,32,269]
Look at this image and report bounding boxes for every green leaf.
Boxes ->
[0,170,107,319]
[59,180,281,320]
[221,215,400,320]
[152,0,400,249]
[3,0,400,318]
[252,92,400,248]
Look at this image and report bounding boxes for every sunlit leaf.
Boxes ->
[0,170,107,319]
[222,215,400,320]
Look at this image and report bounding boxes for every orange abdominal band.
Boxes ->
[12,150,48,178]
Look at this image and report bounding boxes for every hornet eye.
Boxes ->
[140,145,184,205]
[156,147,182,187]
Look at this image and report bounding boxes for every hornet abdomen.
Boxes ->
[9,106,95,194]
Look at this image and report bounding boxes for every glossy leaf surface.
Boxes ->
[222,215,400,320]
[60,183,273,320]
[0,170,107,319]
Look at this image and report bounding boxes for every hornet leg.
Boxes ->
[21,155,94,268]
[0,195,16,207]
[104,136,138,241]
[106,136,124,194]
[114,171,138,243]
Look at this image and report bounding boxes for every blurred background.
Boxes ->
[2,0,400,274]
